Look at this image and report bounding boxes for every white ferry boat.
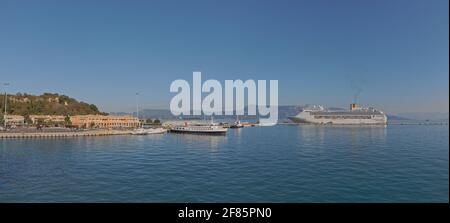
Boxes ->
[170,118,228,134]
[289,103,387,125]
[170,124,228,134]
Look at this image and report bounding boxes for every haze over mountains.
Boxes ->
[394,112,449,121]
[112,106,449,122]
[3,92,446,122]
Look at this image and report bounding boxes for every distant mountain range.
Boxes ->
[394,112,449,121]
[112,109,175,120]
[112,106,449,122]
[3,92,446,122]
[386,115,412,121]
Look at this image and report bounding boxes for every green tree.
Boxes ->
[89,104,99,112]
[90,122,96,128]
[0,93,106,116]
[24,115,32,125]
[146,118,153,124]
[36,119,44,126]
[64,115,71,125]
[153,119,161,124]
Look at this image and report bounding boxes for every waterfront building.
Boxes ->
[29,115,66,125]
[70,115,139,128]
[4,115,25,126]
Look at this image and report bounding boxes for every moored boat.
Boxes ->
[170,117,228,134]
[131,128,148,135]
[230,117,243,128]
[170,124,227,134]
[146,128,166,134]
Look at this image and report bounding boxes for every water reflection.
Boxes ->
[297,124,387,148]
[131,134,166,141]
[172,133,227,150]
[229,128,243,144]
[0,125,448,202]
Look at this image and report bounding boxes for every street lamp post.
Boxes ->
[136,92,139,120]
[136,92,140,127]
[3,83,10,129]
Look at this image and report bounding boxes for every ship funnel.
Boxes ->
[350,103,359,111]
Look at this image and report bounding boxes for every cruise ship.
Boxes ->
[288,103,387,125]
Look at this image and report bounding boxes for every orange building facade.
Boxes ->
[30,115,66,124]
[70,115,139,128]
[4,115,25,126]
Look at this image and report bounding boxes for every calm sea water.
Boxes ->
[0,125,448,202]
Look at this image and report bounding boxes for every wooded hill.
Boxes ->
[0,93,107,116]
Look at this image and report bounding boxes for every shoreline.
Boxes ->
[1,122,448,139]
[0,129,132,139]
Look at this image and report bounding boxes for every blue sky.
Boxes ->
[0,0,448,113]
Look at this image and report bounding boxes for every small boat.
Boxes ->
[257,122,276,126]
[131,128,148,135]
[230,116,243,128]
[145,128,166,134]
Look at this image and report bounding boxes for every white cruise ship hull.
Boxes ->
[289,116,386,124]
[289,110,387,125]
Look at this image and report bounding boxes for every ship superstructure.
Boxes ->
[289,103,387,125]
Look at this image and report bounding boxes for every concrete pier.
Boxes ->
[0,130,132,139]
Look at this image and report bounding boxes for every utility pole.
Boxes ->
[136,92,140,127]
[3,83,10,129]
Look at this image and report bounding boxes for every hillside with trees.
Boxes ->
[0,93,108,116]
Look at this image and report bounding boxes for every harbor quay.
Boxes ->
[0,129,133,139]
